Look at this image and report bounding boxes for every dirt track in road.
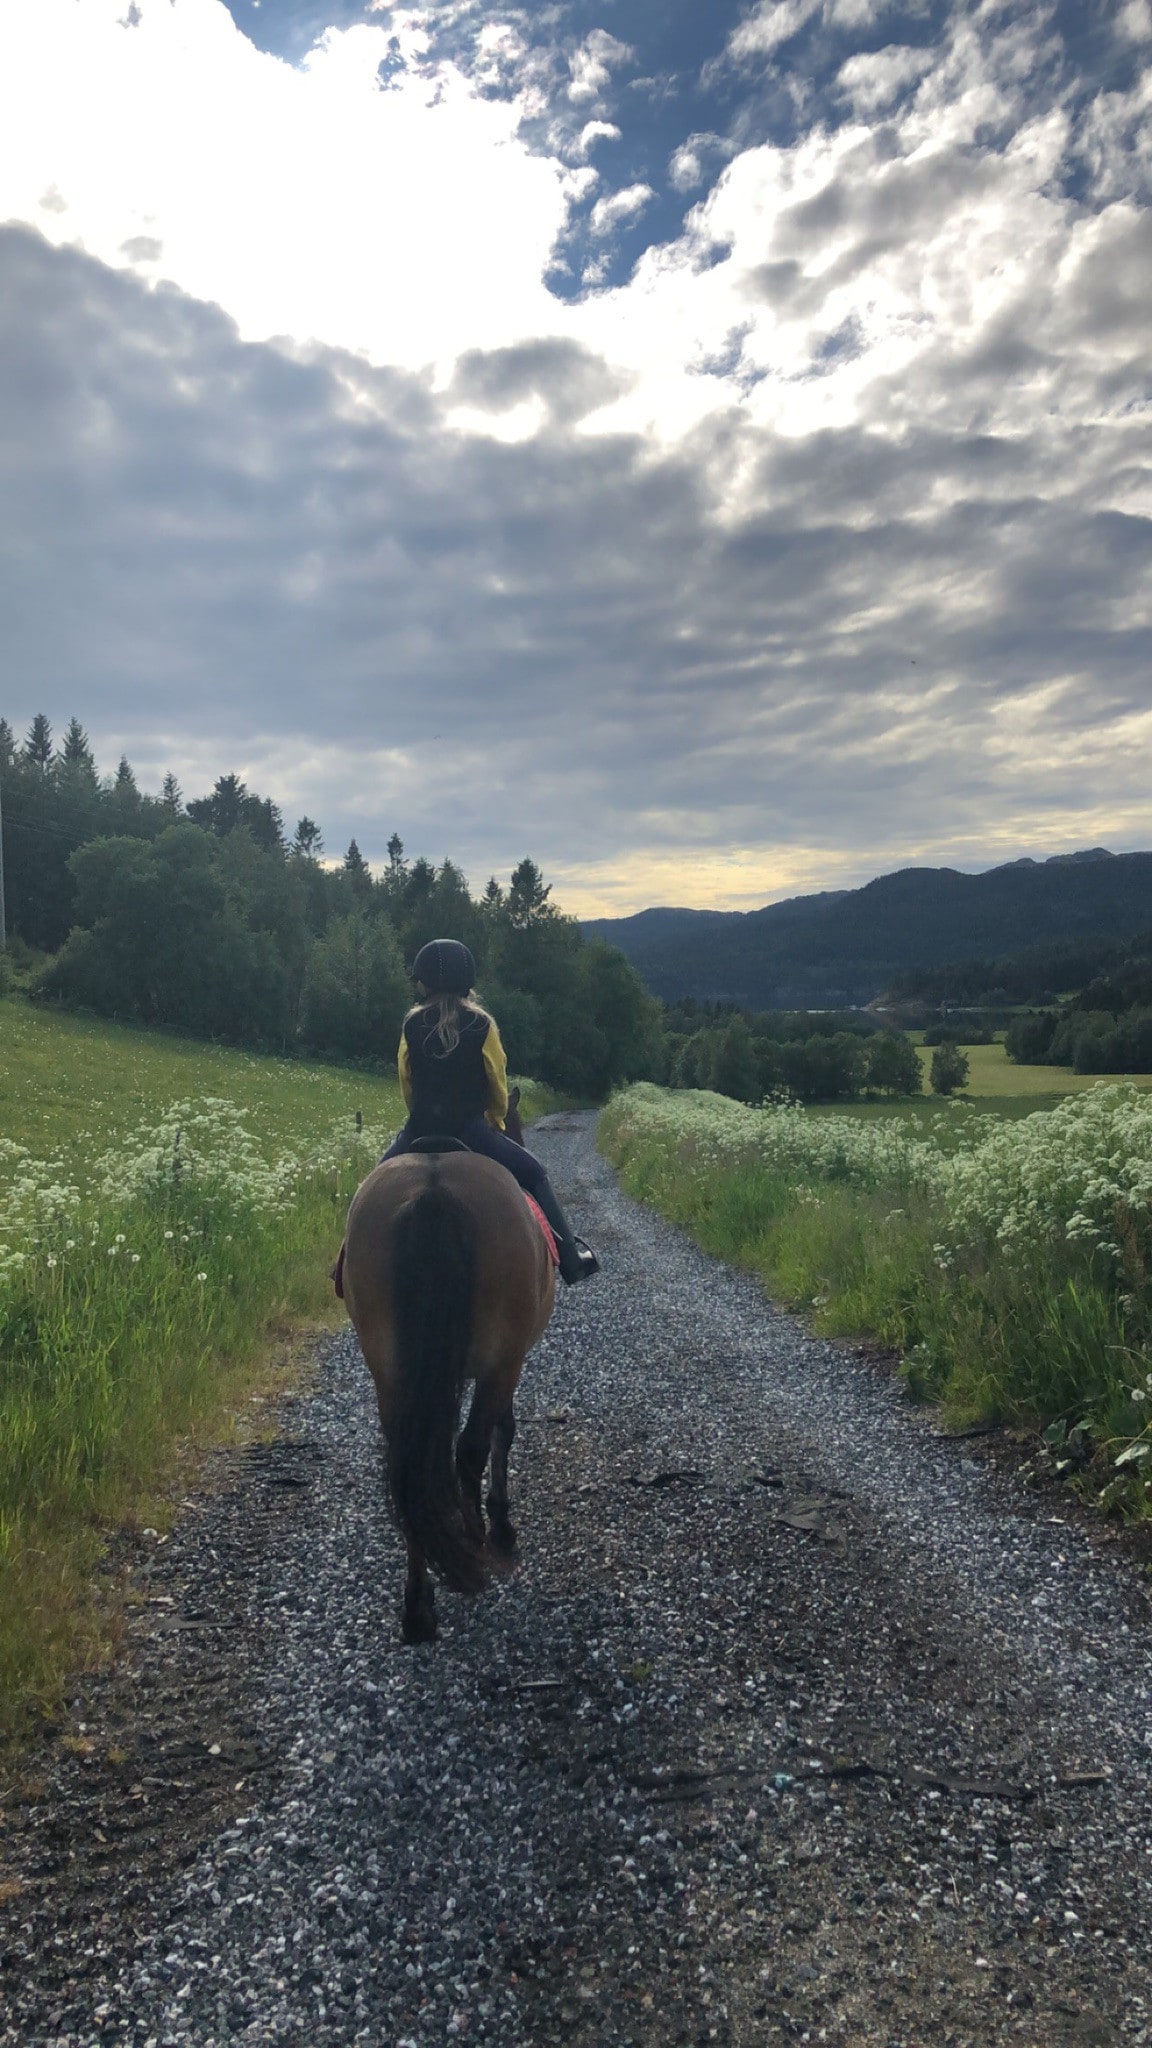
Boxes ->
[2,1111,1151,2047]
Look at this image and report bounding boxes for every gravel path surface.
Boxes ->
[3,1111,1152,2047]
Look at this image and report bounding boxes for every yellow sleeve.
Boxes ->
[482,1019,509,1130]
[397,1031,412,1109]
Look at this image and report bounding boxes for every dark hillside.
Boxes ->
[584,850,1152,1006]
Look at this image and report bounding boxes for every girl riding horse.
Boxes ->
[380,938,599,1285]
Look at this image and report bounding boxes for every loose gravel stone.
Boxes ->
[3,1112,1151,2045]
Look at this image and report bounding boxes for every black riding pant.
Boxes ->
[380,1116,549,1199]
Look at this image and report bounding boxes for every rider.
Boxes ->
[380,938,600,1286]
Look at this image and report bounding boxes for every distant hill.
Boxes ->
[583,850,1152,1008]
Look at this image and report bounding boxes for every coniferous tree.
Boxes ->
[293,816,323,859]
[161,771,183,812]
[0,718,14,770]
[23,714,53,769]
[342,839,373,906]
[60,718,96,775]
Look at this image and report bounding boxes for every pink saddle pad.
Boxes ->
[522,1193,559,1267]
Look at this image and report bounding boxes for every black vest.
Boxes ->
[403,1005,490,1137]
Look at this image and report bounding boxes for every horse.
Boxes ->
[339,1142,557,1643]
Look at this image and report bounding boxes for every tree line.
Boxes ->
[652,1002,924,1104]
[0,716,660,1098]
[2,714,934,1103]
[1005,942,1152,1075]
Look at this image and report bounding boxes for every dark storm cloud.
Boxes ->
[2,218,1150,901]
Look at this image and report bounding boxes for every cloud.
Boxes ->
[588,182,655,237]
[2,220,1150,917]
[1,1,1151,913]
[567,28,633,105]
[727,1,823,61]
[0,0,574,369]
[835,43,935,114]
[1116,0,1152,43]
[573,119,622,160]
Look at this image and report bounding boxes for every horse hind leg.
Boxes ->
[456,1384,500,1545]
[402,1531,438,1645]
[486,1404,518,1557]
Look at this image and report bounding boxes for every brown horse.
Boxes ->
[340,1145,557,1643]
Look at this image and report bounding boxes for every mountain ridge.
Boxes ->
[583,849,1152,1008]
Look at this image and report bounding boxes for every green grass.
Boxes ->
[0,1000,410,1732]
[915,1039,1152,1101]
[600,1085,1152,1520]
[0,1000,404,1160]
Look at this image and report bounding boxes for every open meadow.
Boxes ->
[0,1001,413,1729]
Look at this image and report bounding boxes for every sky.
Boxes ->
[0,0,1149,915]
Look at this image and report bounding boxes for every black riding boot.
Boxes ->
[534,1176,600,1286]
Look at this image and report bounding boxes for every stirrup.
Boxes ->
[562,1237,600,1285]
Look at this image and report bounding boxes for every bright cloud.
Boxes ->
[0,0,1150,913]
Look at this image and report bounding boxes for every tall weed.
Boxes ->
[601,1084,1152,1513]
[0,1096,393,1728]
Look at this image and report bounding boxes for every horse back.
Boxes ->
[342,1153,555,1384]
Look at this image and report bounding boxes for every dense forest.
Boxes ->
[0,715,659,1098]
[653,1002,922,1103]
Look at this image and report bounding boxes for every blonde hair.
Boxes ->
[407,988,492,1058]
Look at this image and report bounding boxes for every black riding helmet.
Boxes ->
[411,938,476,996]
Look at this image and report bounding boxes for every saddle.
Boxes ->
[330,1142,558,1299]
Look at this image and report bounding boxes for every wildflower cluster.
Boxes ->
[1,1096,388,1295]
[607,1084,943,1199]
[608,1082,1152,1277]
[940,1086,1152,1267]
[0,1137,81,1282]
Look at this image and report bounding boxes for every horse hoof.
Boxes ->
[401,1607,438,1645]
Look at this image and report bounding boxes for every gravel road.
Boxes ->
[3,1110,1151,2047]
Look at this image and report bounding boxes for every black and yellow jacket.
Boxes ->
[397,1002,509,1138]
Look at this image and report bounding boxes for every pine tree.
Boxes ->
[386,832,406,877]
[60,718,96,774]
[0,719,14,771]
[506,857,554,929]
[293,816,324,859]
[23,714,53,768]
[162,771,183,812]
[115,755,138,792]
[344,838,370,878]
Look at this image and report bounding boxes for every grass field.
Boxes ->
[806,1042,1152,1137]
[0,1001,406,1161]
[915,1038,1152,1104]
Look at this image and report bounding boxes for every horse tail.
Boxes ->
[388,1173,486,1596]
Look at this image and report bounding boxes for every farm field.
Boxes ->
[0,1000,404,1162]
[804,1039,1152,1136]
[916,1036,1152,1102]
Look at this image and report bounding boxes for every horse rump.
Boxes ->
[388,1179,486,1596]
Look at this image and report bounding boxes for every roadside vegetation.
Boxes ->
[601,1083,1152,1519]
[0,1005,557,1733]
